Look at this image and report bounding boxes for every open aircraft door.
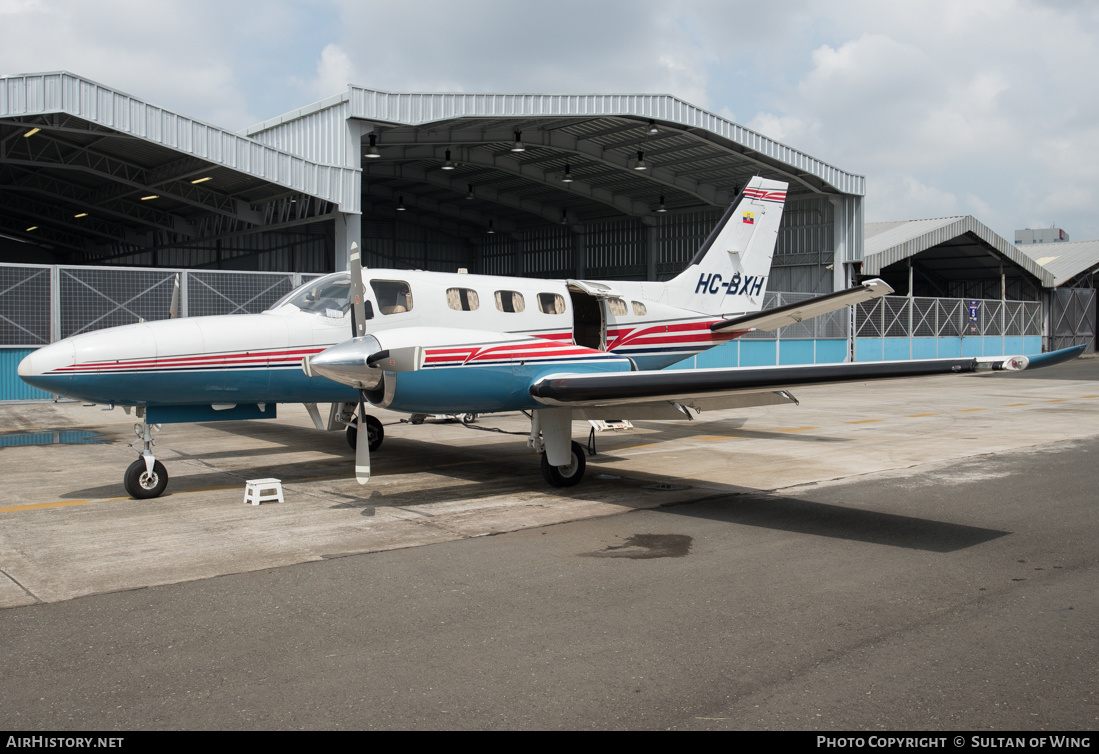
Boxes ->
[566,280,623,352]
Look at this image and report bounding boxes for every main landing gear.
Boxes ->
[540,441,587,487]
[345,414,384,452]
[125,420,168,499]
[529,408,587,488]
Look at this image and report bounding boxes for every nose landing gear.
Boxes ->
[125,421,168,499]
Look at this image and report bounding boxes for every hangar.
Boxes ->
[1,71,863,289]
[0,70,1085,401]
[1015,239,1099,352]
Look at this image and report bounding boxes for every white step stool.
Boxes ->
[244,478,284,505]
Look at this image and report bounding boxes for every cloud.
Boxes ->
[742,0,1099,238]
[2,0,1097,241]
[308,43,354,100]
[320,0,711,102]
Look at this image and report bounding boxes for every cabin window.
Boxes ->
[632,301,647,316]
[371,280,414,314]
[538,293,566,314]
[446,287,480,311]
[494,290,526,313]
[606,297,628,317]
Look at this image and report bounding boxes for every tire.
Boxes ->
[347,415,384,452]
[364,415,384,451]
[541,441,587,487]
[124,458,168,499]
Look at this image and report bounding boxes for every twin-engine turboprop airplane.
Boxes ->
[18,176,1085,498]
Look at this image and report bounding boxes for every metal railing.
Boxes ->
[1,262,1046,354]
[854,296,1042,341]
[1,263,324,347]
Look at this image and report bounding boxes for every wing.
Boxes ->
[712,278,893,334]
[529,345,1087,421]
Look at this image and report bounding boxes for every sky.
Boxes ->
[2,0,1097,241]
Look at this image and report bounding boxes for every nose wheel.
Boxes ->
[124,458,168,499]
[125,421,169,499]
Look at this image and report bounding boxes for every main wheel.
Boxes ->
[541,441,587,488]
[346,415,384,452]
[124,458,168,499]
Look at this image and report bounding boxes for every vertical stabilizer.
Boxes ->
[668,176,788,316]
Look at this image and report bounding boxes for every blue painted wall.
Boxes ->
[0,349,53,402]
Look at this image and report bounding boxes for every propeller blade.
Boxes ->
[169,273,180,319]
[349,242,368,338]
[355,392,370,484]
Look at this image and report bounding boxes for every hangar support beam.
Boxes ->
[371,126,731,207]
[362,161,573,227]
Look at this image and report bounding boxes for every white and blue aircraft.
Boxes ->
[18,177,1084,498]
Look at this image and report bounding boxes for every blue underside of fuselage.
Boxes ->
[31,357,641,414]
[32,369,358,407]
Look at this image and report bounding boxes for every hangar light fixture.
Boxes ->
[442,149,457,170]
[396,196,407,211]
[74,212,88,218]
[364,133,381,159]
[487,220,495,234]
[26,226,38,232]
[648,119,659,135]
[191,176,212,184]
[560,210,568,225]
[634,151,648,170]
[510,131,525,152]
[23,127,41,137]
[466,184,474,200]
[141,195,159,201]
[656,195,667,213]
[561,164,574,183]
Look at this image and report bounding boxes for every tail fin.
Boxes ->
[668,176,788,316]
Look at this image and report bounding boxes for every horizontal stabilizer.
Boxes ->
[712,279,893,334]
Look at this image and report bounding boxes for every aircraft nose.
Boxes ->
[17,340,76,392]
[307,336,382,389]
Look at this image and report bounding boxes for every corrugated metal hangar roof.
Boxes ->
[1015,239,1099,287]
[864,216,1055,289]
[1,72,356,264]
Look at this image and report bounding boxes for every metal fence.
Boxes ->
[854,296,1043,341]
[0,262,324,347]
[1050,288,1096,353]
[1,262,1048,348]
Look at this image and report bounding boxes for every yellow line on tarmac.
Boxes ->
[778,426,818,432]
[845,419,882,425]
[906,413,937,417]
[1004,403,1028,407]
[958,408,987,412]
[0,500,90,513]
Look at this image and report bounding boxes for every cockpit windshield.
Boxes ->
[268,272,352,318]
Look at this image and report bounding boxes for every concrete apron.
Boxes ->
[1,365,1097,607]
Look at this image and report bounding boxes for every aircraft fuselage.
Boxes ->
[19,268,743,414]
